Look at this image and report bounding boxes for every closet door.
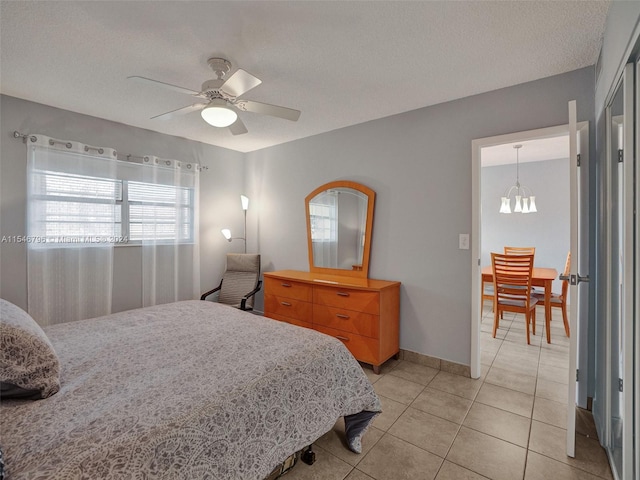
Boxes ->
[604,62,634,480]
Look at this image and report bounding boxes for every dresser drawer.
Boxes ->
[264,277,312,302]
[313,286,379,315]
[267,312,312,329]
[313,325,379,365]
[264,294,312,323]
[313,305,379,339]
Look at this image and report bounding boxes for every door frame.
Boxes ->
[470,122,589,405]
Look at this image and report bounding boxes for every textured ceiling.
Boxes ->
[482,135,570,167]
[0,1,610,153]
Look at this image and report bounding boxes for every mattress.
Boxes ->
[0,300,380,479]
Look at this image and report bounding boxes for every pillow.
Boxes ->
[0,299,60,399]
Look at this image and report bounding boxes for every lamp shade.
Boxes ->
[221,228,232,241]
[529,196,537,213]
[240,195,249,211]
[201,100,238,127]
[514,195,522,213]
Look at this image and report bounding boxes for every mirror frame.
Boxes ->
[305,180,376,278]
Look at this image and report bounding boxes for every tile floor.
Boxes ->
[285,304,613,480]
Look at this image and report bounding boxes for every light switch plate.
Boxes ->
[459,234,469,250]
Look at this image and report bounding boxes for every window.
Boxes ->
[309,202,337,242]
[126,181,194,242]
[30,170,195,245]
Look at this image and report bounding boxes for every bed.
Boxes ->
[0,299,381,479]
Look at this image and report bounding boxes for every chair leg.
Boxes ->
[531,308,536,336]
[525,312,531,345]
[561,304,570,337]
[493,308,500,338]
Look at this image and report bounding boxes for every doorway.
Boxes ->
[471,121,590,453]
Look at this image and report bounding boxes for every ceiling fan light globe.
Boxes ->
[201,102,237,128]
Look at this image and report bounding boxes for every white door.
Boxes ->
[565,103,591,457]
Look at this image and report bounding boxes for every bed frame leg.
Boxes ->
[301,445,315,465]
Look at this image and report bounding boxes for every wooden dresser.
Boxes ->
[264,270,400,373]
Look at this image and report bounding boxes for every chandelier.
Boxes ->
[499,144,537,214]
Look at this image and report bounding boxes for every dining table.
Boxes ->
[482,265,559,343]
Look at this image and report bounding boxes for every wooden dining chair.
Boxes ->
[482,247,536,316]
[491,253,538,344]
[534,251,571,337]
[504,246,536,256]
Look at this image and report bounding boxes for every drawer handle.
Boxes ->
[281,283,292,287]
[281,302,292,306]
[335,335,350,342]
[336,314,350,319]
[337,292,350,297]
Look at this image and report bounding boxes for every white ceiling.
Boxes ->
[0,1,610,153]
[481,135,570,167]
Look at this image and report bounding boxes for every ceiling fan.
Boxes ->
[128,57,301,135]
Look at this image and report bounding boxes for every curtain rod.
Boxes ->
[12,130,209,171]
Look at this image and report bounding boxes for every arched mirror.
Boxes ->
[305,181,375,278]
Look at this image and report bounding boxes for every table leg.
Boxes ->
[545,280,552,343]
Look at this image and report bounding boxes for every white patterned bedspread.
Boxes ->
[0,300,381,479]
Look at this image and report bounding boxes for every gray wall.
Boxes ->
[0,94,245,313]
[481,159,570,293]
[245,67,595,366]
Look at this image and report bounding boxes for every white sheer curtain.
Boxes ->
[138,156,200,307]
[27,135,118,326]
[311,191,338,268]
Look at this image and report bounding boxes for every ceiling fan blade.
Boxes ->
[150,103,206,120]
[128,76,203,97]
[220,69,262,98]
[235,99,301,121]
[228,116,248,136]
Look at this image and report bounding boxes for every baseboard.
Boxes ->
[400,349,471,378]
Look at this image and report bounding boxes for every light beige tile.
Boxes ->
[484,366,536,395]
[284,444,352,480]
[378,358,402,374]
[575,407,599,439]
[315,420,384,467]
[372,395,407,431]
[475,383,534,418]
[446,427,526,480]
[539,349,569,368]
[428,371,482,400]
[536,364,569,385]
[480,349,497,366]
[373,375,424,405]
[410,387,472,424]
[532,397,567,429]
[362,367,382,385]
[524,451,603,480]
[492,353,539,378]
[388,361,439,386]
[435,461,488,480]
[528,421,613,479]
[388,407,459,457]
[346,470,375,480]
[536,378,568,404]
[463,402,531,447]
[358,434,443,480]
